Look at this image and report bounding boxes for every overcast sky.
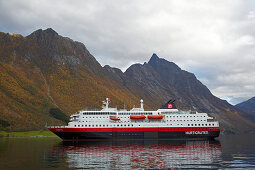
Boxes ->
[1,0,255,104]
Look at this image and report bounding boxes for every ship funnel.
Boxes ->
[160,99,177,109]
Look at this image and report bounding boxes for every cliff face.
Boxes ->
[0,28,254,133]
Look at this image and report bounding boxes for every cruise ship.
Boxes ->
[48,98,220,140]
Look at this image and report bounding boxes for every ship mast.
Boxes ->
[102,98,110,109]
[140,99,144,110]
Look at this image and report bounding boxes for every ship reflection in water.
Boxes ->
[52,140,221,169]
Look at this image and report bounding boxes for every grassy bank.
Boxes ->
[0,131,57,137]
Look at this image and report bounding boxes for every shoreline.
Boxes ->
[0,131,57,138]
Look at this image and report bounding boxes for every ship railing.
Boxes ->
[81,108,101,111]
[190,111,197,114]
[46,126,67,128]
[207,119,216,122]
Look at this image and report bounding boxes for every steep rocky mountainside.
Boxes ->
[0,29,141,130]
[0,28,254,133]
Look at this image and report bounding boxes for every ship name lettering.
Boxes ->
[185,131,208,135]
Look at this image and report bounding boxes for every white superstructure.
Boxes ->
[67,98,219,129]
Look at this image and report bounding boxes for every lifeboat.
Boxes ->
[147,114,163,119]
[130,115,146,119]
[110,117,120,121]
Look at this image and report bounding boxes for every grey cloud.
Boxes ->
[1,0,255,104]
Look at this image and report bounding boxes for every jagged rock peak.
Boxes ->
[148,53,160,63]
[44,28,58,35]
[147,53,181,71]
[27,28,58,39]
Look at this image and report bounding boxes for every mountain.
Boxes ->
[0,28,254,134]
[0,28,141,131]
[236,97,255,114]
[106,54,255,134]
[235,97,255,123]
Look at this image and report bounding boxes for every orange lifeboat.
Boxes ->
[110,117,120,121]
[130,115,146,119]
[147,114,163,119]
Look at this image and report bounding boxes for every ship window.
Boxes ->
[74,125,76,127]
[78,125,80,127]
[191,124,193,126]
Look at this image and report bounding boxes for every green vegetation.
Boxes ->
[0,119,10,128]
[49,108,69,123]
[0,131,57,137]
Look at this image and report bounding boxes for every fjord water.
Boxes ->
[0,135,255,169]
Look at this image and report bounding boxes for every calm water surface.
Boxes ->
[0,135,255,169]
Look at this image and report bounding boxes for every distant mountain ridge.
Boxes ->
[0,28,254,134]
[235,97,255,123]
[236,97,255,114]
